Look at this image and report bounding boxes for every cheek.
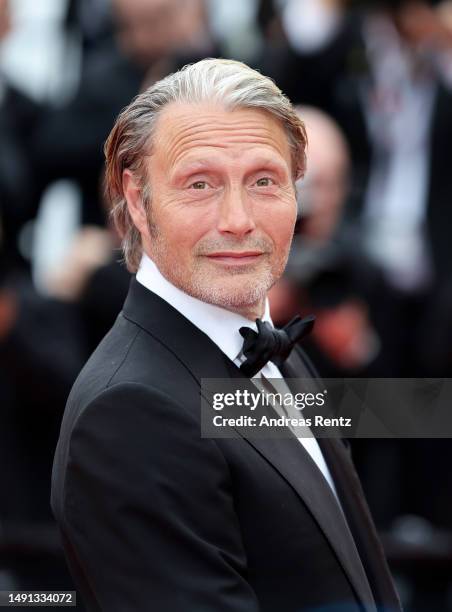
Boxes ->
[258,198,297,245]
[153,186,214,244]
[162,207,214,256]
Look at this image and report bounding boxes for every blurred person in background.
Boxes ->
[0,0,42,272]
[0,2,125,597]
[0,156,132,528]
[43,176,131,354]
[0,246,87,597]
[0,167,128,601]
[65,0,114,59]
[269,106,398,378]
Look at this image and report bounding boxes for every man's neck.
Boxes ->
[225,300,265,322]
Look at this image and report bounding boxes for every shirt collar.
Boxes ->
[135,253,274,363]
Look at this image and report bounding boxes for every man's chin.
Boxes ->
[189,276,271,311]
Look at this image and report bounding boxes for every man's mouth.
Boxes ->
[205,251,264,265]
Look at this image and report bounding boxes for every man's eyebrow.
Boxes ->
[176,156,288,171]
[170,159,222,179]
[175,159,216,171]
[246,156,289,171]
[169,155,291,183]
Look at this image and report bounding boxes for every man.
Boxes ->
[51,59,402,611]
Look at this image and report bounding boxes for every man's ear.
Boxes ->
[122,169,148,234]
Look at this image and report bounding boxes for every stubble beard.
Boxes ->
[147,218,292,314]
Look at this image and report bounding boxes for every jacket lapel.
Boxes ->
[283,349,400,611]
[318,436,401,610]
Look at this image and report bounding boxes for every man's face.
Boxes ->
[134,103,297,318]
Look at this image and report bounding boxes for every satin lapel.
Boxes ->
[276,351,376,611]
[283,350,400,609]
[317,437,402,610]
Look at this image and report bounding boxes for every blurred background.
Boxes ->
[0,0,451,609]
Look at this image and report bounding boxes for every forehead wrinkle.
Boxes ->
[170,138,289,173]
[168,119,283,143]
[156,105,291,172]
[161,114,271,151]
[168,130,289,170]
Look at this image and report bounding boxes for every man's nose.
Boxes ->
[216,187,256,236]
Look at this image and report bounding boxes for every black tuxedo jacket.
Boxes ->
[51,278,401,612]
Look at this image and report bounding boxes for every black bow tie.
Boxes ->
[239,314,316,377]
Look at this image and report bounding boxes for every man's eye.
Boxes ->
[255,177,274,187]
[190,181,208,190]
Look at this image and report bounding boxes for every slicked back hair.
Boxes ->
[104,58,307,272]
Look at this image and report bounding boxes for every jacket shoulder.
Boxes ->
[65,312,197,417]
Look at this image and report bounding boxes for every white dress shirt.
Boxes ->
[136,253,338,498]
